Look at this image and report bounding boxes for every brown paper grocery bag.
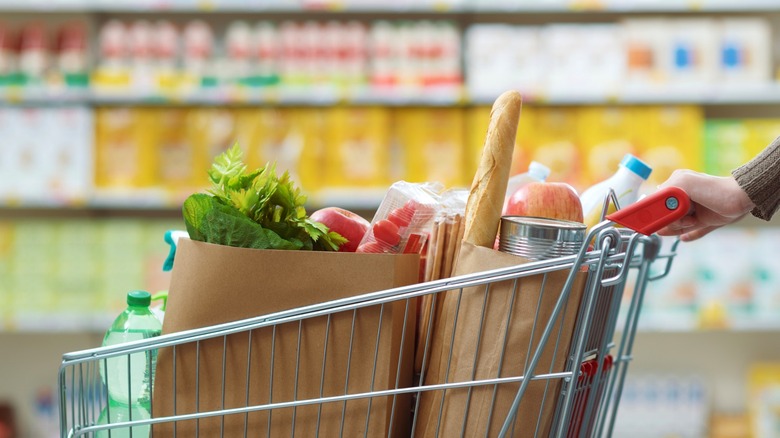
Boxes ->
[414,242,587,437]
[152,238,420,437]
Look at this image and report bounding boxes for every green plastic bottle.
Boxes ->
[96,399,150,438]
[99,291,162,411]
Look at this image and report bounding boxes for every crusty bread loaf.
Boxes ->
[462,90,522,248]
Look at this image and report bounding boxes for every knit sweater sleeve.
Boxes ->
[732,136,780,221]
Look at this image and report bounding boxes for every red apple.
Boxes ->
[310,207,371,252]
[504,182,584,223]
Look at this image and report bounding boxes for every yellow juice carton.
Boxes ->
[466,105,536,183]
[155,108,199,193]
[633,106,704,188]
[291,107,328,194]
[703,119,750,177]
[395,108,466,187]
[236,108,308,187]
[187,108,240,184]
[528,107,582,189]
[94,108,156,189]
[578,106,638,188]
[232,109,266,171]
[324,106,390,188]
[745,118,780,160]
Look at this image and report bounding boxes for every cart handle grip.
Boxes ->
[605,186,691,236]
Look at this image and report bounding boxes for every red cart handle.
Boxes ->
[606,186,691,236]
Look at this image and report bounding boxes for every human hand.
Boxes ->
[656,169,754,241]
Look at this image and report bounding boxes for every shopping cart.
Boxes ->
[58,189,686,438]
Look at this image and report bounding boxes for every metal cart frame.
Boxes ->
[59,222,678,438]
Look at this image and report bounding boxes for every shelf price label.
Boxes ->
[568,0,605,11]
[688,0,705,10]
[5,88,23,104]
[196,0,217,11]
[433,1,452,12]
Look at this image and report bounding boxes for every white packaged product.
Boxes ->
[718,18,771,85]
[465,24,540,99]
[540,24,624,98]
[621,19,671,94]
[663,19,719,91]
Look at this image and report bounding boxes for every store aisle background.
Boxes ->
[1,1,780,437]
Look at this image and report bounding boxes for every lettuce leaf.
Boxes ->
[183,145,347,251]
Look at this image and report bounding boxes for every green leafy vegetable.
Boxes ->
[183,144,347,251]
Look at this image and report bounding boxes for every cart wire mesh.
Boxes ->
[59,224,678,438]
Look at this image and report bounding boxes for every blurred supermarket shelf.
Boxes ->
[470,84,780,106]
[7,85,780,106]
[0,87,464,107]
[6,314,117,333]
[0,188,385,212]
[2,0,780,13]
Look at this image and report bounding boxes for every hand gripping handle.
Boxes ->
[606,186,691,236]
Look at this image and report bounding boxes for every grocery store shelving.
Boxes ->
[2,0,780,13]
[0,188,385,216]
[7,85,780,107]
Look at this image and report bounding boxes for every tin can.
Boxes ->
[499,216,586,261]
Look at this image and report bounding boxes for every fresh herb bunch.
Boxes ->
[183,144,347,251]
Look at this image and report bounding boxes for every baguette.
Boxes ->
[462,90,523,248]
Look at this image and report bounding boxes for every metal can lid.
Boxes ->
[500,216,586,245]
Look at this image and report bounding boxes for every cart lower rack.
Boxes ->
[59,221,679,438]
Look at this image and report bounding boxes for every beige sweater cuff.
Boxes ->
[732,136,780,221]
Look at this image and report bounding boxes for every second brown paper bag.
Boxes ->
[153,238,420,437]
[414,242,587,437]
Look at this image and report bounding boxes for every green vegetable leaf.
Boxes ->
[184,144,346,251]
[184,194,302,250]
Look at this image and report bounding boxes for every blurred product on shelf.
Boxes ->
[465,24,539,99]
[0,106,92,205]
[748,363,780,438]
[0,15,776,103]
[395,107,465,187]
[0,219,178,332]
[633,106,703,188]
[578,107,638,185]
[90,18,460,100]
[528,107,584,186]
[704,119,751,177]
[325,106,391,187]
[613,374,709,438]
[632,229,780,331]
[369,20,461,95]
[302,0,464,7]
[0,20,88,91]
[182,20,217,88]
[466,18,773,101]
[0,0,766,11]
[56,22,89,87]
[18,23,50,85]
[5,105,780,208]
[94,108,158,190]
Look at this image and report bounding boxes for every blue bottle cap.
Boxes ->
[620,154,652,180]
